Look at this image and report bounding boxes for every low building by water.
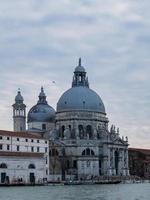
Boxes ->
[0,130,49,185]
[129,148,150,179]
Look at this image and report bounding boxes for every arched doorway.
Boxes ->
[28,164,36,184]
[0,163,8,184]
[61,125,65,138]
[78,125,84,139]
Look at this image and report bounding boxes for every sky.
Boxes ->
[0,0,150,148]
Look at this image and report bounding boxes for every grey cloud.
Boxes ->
[0,0,150,148]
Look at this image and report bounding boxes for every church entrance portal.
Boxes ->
[115,151,119,175]
[1,172,6,183]
[29,173,35,184]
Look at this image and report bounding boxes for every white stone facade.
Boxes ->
[47,61,129,181]
[0,132,48,153]
[28,121,54,132]
[0,153,46,184]
[0,130,49,184]
[49,111,129,181]
[13,116,26,132]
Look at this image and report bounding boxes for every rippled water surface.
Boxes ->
[0,183,149,200]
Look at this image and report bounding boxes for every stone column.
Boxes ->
[93,128,97,139]
[108,148,114,176]
[122,149,128,176]
[74,121,79,139]
[107,148,112,176]
[103,144,109,175]
[118,149,122,175]
[112,149,116,175]
[126,149,129,175]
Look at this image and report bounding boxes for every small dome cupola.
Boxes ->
[27,87,55,123]
[15,89,24,104]
[72,58,89,88]
[74,58,85,73]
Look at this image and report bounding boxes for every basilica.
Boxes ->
[12,59,129,181]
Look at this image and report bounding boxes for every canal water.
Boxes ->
[0,183,149,200]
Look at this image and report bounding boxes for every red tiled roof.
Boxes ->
[0,130,45,140]
[129,148,150,155]
[0,151,44,158]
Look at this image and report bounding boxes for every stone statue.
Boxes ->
[64,127,70,139]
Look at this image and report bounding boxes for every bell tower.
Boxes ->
[12,89,26,132]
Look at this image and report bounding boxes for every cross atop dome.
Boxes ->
[79,57,81,66]
[74,58,85,73]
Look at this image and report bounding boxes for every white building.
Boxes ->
[0,130,49,184]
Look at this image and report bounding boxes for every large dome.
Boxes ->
[57,86,105,113]
[28,87,55,123]
[57,59,105,114]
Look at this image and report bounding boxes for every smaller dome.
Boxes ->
[27,87,55,123]
[28,104,55,123]
[15,90,24,102]
[74,58,85,73]
[75,66,85,73]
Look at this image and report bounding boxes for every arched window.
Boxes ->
[61,125,65,138]
[0,163,7,168]
[28,164,36,169]
[97,126,101,139]
[67,160,70,169]
[86,148,90,155]
[86,125,92,139]
[91,150,95,156]
[62,148,65,156]
[69,125,71,131]
[82,150,86,155]
[42,124,46,130]
[82,148,95,156]
[78,125,84,139]
[50,149,59,157]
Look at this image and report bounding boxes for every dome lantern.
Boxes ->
[38,86,47,104]
[72,58,89,88]
[15,89,24,103]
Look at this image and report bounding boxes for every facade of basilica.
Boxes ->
[12,59,129,181]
